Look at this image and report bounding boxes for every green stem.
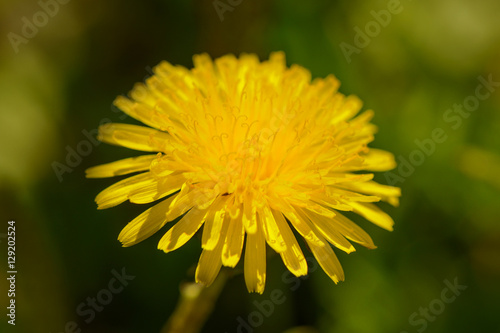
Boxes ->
[160,270,229,333]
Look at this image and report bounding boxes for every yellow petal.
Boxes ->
[270,194,324,246]
[242,196,257,234]
[98,123,172,152]
[322,173,374,185]
[350,109,374,125]
[311,192,354,212]
[158,207,208,253]
[331,212,376,249]
[153,62,195,106]
[128,81,157,107]
[118,196,175,247]
[195,248,223,287]
[259,204,286,253]
[150,155,175,178]
[330,95,363,124]
[348,202,394,231]
[201,196,227,251]
[311,74,340,106]
[95,172,154,209]
[113,96,172,130]
[303,201,336,218]
[244,223,266,294]
[334,149,396,173]
[166,185,216,221]
[361,149,397,171]
[222,213,245,267]
[299,208,355,254]
[284,205,324,247]
[306,237,344,283]
[193,53,216,79]
[337,180,401,207]
[127,182,163,204]
[327,187,381,203]
[272,210,308,277]
[129,172,186,205]
[195,215,229,287]
[227,195,241,219]
[86,155,157,178]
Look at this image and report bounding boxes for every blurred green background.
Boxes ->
[1,0,500,332]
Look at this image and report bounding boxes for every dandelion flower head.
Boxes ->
[86,52,401,293]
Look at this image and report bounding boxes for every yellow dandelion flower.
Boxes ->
[86,52,401,293]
